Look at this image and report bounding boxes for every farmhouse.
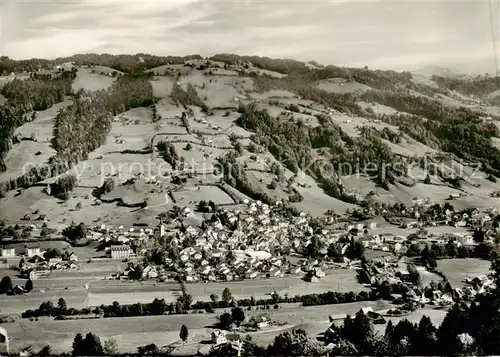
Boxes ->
[211,330,227,345]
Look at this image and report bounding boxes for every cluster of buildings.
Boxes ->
[88,200,351,282]
[21,252,79,281]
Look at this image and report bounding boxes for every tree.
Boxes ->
[25,279,33,292]
[0,276,13,294]
[437,303,469,355]
[210,293,219,303]
[445,239,458,257]
[37,345,52,357]
[342,312,376,355]
[137,343,160,355]
[415,315,437,355]
[104,338,118,355]
[222,288,232,305]
[457,333,476,356]
[185,143,193,151]
[407,264,422,286]
[57,297,67,313]
[231,307,246,327]
[242,338,267,357]
[179,325,189,343]
[62,222,88,243]
[307,236,322,257]
[219,312,233,330]
[267,329,327,357]
[346,240,365,260]
[268,179,278,190]
[83,332,103,356]
[473,228,486,243]
[475,242,494,260]
[72,333,84,356]
[327,243,342,260]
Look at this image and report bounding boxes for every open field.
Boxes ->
[0,240,100,259]
[172,186,235,205]
[0,184,173,229]
[317,78,371,94]
[172,142,228,172]
[87,270,365,306]
[0,266,364,314]
[93,107,156,154]
[0,75,29,88]
[291,170,358,216]
[437,258,492,288]
[150,76,176,98]
[195,76,253,108]
[14,97,73,143]
[2,300,392,354]
[72,68,116,92]
[70,154,171,187]
[1,299,451,355]
[0,141,55,181]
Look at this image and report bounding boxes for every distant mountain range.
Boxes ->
[412,65,467,78]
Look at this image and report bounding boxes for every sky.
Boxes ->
[1,0,500,73]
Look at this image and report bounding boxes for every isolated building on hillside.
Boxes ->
[110,245,132,259]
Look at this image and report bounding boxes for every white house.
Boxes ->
[29,270,38,281]
[142,265,158,279]
[110,245,132,259]
[314,267,326,278]
[26,247,41,258]
[0,248,15,258]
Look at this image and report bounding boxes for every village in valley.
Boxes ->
[0,192,497,355]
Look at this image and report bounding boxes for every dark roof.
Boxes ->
[110,245,130,251]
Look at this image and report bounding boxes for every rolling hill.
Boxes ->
[1,54,500,227]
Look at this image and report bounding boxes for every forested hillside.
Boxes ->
[1,53,500,212]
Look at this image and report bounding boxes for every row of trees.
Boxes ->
[156,141,181,170]
[21,286,379,319]
[405,241,495,266]
[49,174,78,200]
[171,82,204,107]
